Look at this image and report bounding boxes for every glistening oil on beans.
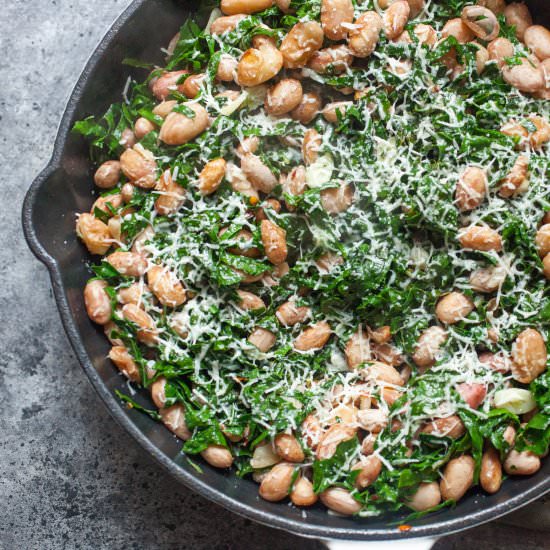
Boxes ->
[74,0,550,518]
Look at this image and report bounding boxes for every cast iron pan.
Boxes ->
[22,0,550,544]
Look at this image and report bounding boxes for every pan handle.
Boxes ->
[324,537,438,550]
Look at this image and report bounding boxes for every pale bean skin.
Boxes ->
[502,58,545,93]
[345,328,371,369]
[106,251,147,277]
[536,224,550,257]
[181,73,205,99]
[384,1,410,40]
[320,487,361,515]
[440,455,475,502]
[274,433,305,462]
[221,0,273,15]
[294,321,332,352]
[455,166,487,211]
[499,155,529,198]
[348,12,383,58]
[248,327,277,352]
[198,158,226,195]
[290,476,318,506]
[155,170,186,216]
[504,2,533,41]
[503,450,541,475]
[414,24,437,47]
[84,280,112,325]
[237,37,284,87]
[320,183,354,214]
[151,377,167,408]
[150,70,188,100]
[461,5,500,42]
[363,361,404,386]
[132,226,155,256]
[524,25,550,61]
[160,404,191,440]
[255,198,282,220]
[210,14,247,35]
[487,37,514,69]
[308,45,353,75]
[216,54,238,81]
[457,382,487,409]
[276,301,311,326]
[147,265,186,307]
[152,100,177,119]
[470,264,507,293]
[241,153,278,193]
[280,21,325,69]
[480,447,502,494]
[121,183,135,203]
[477,0,506,14]
[94,160,121,189]
[321,0,354,41]
[236,290,265,311]
[543,253,550,280]
[527,116,550,149]
[441,18,475,43]
[357,408,388,433]
[265,78,303,116]
[120,145,157,189]
[353,455,382,489]
[120,128,136,149]
[290,92,322,124]
[435,292,474,324]
[281,165,307,207]
[274,0,292,13]
[407,482,441,512]
[412,326,448,368]
[117,282,148,307]
[406,0,424,18]
[109,345,140,382]
[104,321,124,346]
[316,423,356,460]
[511,328,547,383]
[122,303,158,345]
[134,117,155,140]
[259,462,295,501]
[91,194,123,218]
[107,215,122,243]
[422,415,466,439]
[302,128,321,165]
[322,101,353,123]
[458,226,502,252]
[159,105,209,145]
[76,213,112,255]
[261,220,288,265]
[201,445,234,468]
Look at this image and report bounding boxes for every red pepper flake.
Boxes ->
[398,525,412,532]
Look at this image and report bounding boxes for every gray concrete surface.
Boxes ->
[0,1,547,549]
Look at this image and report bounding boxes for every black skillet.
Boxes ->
[22,0,550,545]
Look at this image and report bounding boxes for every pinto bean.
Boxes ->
[316,424,356,460]
[281,166,307,208]
[407,482,441,511]
[150,70,188,100]
[260,220,287,265]
[348,11,383,58]
[152,100,177,119]
[274,433,305,462]
[345,328,371,369]
[322,101,353,124]
[499,155,529,198]
[236,290,265,311]
[276,301,311,326]
[487,37,514,69]
[524,25,550,61]
[290,476,318,506]
[122,303,158,345]
[363,361,404,386]
[440,455,475,502]
[422,415,466,439]
[132,226,155,256]
[290,92,322,124]
[197,158,226,196]
[147,265,186,307]
[84,280,112,325]
[259,462,295,501]
[320,487,361,515]
[320,183,354,214]
[241,153,278,194]
[237,37,284,86]
[302,128,322,165]
[94,160,121,189]
[543,253,550,280]
[461,5,499,41]
[308,45,353,75]
[117,282,148,307]
[181,73,205,99]
[357,408,388,433]
[265,78,303,116]
[470,264,507,293]
[456,383,487,409]
[106,251,147,277]
[134,117,155,140]
[155,170,186,215]
[412,326,448,368]
[294,321,332,352]
[216,53,238,82]
[435,292,474,324]
[503,449,541,475]
[511,328,547,384]
[321,0,354,41]
[255,198,282,220]
[221,0,273,15]
[502,57,545,93]
[248,327,277,352]
[480,447,502,494]
[536,224,550,257]
[455,166,487,211]
[151,377,167,408]
[353,455,382,489]
[477,0,506,14]
[384,1,410,40]
[109,345,140,382]
[160,404,191,440]
[413,23,437,47]
[211,14,247,35]
[441,18,475,43]
[458,226,502,252]
[76,213,112,256]
[280,21,324,69]
[120,145,157,189]
[120,128,136,149]
[504,2,533,41]
[159,105,209,146]
[527,115,550,149]
[201,445,234,468]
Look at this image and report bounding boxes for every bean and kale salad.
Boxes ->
[74,0,550,519]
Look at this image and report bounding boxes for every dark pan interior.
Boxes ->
[23,0,550,541]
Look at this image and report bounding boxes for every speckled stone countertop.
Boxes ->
[0,1,548,548]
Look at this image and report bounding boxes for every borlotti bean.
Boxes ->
[74,0,550,519]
